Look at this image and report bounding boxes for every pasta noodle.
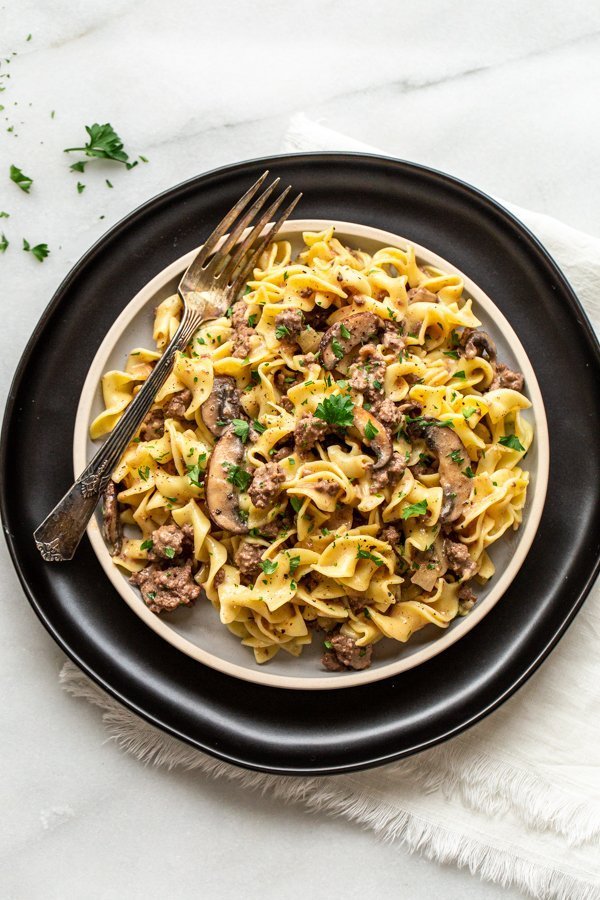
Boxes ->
[92,228,533,672]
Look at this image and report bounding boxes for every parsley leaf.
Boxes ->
[448,450,464,464]
[444,350,460,359]
[288,555,301,575]
[137,466,150,482]
[340,323,351,340]
[64,122,135,166]
[275,324,290,339]
[223,462,252,492]
[22,239,49,262]
[232,419,250,443]
[356,548,384,566]
[187,463,203,488]
[290,496,302,513]
[247,313,258,328]
[0,233,8,253]
[331,337,345,359]
[401,499,428,520]
[454,370,466,379]
[499,434,525,452]
[463,466,475,478]
[0,211,9,218]
[164,547,176,559]
[260,559,278,575]
[462,406,478,419]
[324,640,333,650]
[252,419,266,435]
[364,419,379,441]
[10,165,32,192]
[140,539,153,551]
[314,394,354,428]
[70,161,87,173]
[76,181,85,194]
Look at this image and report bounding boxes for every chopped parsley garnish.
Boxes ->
[76,181,85,193]
[10,164,32,192]
[340,323,351,340]
[137,466,150,482]
[259,559,278,575]
[105,178,113,188]
[275,324,290,339]
[64,122,137,167]
[401,499,428,520]
[454,370,466,379]
[364,419,379,441]
[0,233,8,253]
[331,337,345,359]
[288,555,301,575]
[290,496,302,513]
[232,419,250,443]
[444,350,460,359]
[405,415,454,429]
[356,548,384,566]
[147,591,156,601]
[164,547,176,559]
[448,450,464,464]
[243,284,252,295]
[69,161,87,173]
[140,539,153,551]
[324,640,333,650]
[247,313,258,328]
[22,239,49,262]
[463,466,475,478]
[223,462,252,491]
[0,211,9,218]
[252,419,266,434]
[499,434,525,451]
[187,463,203,488]
[314,394,354,428]
[225,305,233,319]
[462,406,478,419]
[373,379,383,390]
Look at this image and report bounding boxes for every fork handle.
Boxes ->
[34,310,203,561]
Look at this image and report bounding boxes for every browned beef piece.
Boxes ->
[234,541,264,583]
[370,397,402,433]
[381,325,406,354]
[140,407,165,441]
[294,414,329,453]
[248,462,285,509]
[445,539,478,580]
[322,634,373,671]
[312,478,339,497]
[231,300,256,359]
[131,561,200,613]
[348,345,386,398]
[458,583,477,614]
[148,523,194,561]
[407,287,438,303]
[344,592,368,613]
[163,389,192,420]
[490,362,525,392]
[271,444,294,462]
[101,481,122,556]
[369,451,406,493]
[274,308,304,338]
[380,524,403,549]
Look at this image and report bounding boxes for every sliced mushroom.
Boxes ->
[205,430,249,534]
[349,406,392,469]
[461,329,497,362]
[407,418,471,523]
[201,376,242,437]
[320,312,380,370]
[101,480,122,556]
[407,287,439,304]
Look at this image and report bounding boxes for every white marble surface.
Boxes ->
[1,1,599,897]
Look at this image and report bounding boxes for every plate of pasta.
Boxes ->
[74,218,548,689]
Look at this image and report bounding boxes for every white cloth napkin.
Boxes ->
[61,114,600,900]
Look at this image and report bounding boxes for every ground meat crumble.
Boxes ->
[234,541,264,584]
[248,462,285,509]
[231,300,256,359]
[131,560,200,614]
[322,634,373,671]
[163,389,192,420]
[148,523,194,561]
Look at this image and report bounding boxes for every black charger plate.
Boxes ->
[2,153,599,775]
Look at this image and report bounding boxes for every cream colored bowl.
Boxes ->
[73,219,549,690]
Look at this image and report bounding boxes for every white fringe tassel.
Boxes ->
[60,662,600,900]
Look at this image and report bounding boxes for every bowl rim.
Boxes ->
[73,217,550,690]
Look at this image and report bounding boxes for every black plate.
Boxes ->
[2,153,599,775]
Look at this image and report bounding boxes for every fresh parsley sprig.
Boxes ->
[499,434,525,452]
[401,499,428,520]
[10,165,33,192]
[22,238,49,262]
[314,394,354,428]
[64,123,138,168]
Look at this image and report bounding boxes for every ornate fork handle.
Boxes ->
[33,310,203,562]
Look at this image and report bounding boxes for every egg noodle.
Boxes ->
[91,228,532,670]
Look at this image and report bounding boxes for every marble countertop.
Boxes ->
[2,1,599,897]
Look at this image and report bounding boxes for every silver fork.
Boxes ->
[34,172,302,562]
